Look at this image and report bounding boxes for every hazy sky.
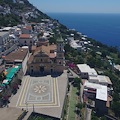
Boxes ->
[28,0,120,13]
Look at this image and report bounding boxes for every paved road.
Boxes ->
[0,44,18,58]
[85,108,92,120]
[0,107,23,120]
[80,83,84,103]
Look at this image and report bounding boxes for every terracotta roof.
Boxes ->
[34,46,49,56]
[49,44,57,50]
[19,34,31,38]
[49,53,56,58]
[28,55,33,64]
[5,47,28,62]
[34,44,56,56]
[26,26,32,30]
[28,44,57,64]
[30,22,36,25]
[31,45,36,50]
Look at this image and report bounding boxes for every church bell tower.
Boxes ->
[56,35,64,73]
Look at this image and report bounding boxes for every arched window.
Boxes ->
[59,61,61,65]
[24,40,26,45]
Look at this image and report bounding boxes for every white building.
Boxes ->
[77,64,97,79]
[70,40,82,51]
[0,32,9,52]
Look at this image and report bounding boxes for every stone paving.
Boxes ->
[17,76,59,108]
[0,71,68,120]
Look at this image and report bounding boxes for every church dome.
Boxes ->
[38,36,47,42]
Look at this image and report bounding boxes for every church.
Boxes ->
[27,35,65,75]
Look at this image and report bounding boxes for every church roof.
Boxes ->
[28,44,56,64]
[34,46,50,56]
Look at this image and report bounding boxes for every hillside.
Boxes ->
[0,0,51,27]
[0,0,120,119]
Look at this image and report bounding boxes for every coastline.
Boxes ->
[47,12,120,49]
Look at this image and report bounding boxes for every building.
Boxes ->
[0,65,5,74]
[21,26,32,34]
[114,64,120,71]
[0,32,9,52]
[27,35,64,75]
[70,40,82,51]
[77,64,97,79]
[19,34,33,47]
[84,81,112,115]
[5,46,29,74]
[77,64,113,88]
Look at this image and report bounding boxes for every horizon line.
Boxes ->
[45,12,120,14]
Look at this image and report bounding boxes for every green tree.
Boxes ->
[113,92,119,102]
[101,51,107,58]
[73,77,81,84]
[111,101,120,117]
[76,103,83,109]
[101,116,107,120]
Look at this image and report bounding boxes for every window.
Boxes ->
[31,69,33,73]
[31,66,33,73]
[54,59,56,63]
[59,54,62,57]
[40,59,43,62]
[59,61,61,65]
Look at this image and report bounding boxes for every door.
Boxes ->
[40,66,44,73]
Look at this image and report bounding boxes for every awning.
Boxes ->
[6,78,12,82]
[6,72,14,78]
[2,56,5,58]
[6,68,11,72]
[10,67,18,73]
[4,82,9,85]
[1,84,5,87]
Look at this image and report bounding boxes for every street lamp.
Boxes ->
[25,101,28,111]
[33,104,35,112]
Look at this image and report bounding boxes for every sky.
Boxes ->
[28,0,120,13]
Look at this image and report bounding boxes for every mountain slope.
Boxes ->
[0,0,51,27]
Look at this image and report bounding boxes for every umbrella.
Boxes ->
[3,80,8,84]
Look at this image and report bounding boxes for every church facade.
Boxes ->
[27,36,64,75]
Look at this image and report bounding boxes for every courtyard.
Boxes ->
[17,76,59,108]
[7,70,68,119]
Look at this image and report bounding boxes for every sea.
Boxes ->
[47,13,120,48]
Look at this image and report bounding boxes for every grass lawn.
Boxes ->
[68,86,77,120]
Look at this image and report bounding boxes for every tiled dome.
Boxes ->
[38,36,47,42]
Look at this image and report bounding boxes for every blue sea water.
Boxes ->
[47,13,120,48]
